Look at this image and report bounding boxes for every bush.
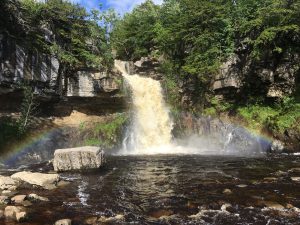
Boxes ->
[82,113,128,149]
[237,98,300,133]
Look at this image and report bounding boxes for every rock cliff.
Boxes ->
[0,33,126,116]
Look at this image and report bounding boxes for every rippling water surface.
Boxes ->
[2,155,300,225]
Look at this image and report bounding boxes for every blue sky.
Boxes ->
[71,0,163,15]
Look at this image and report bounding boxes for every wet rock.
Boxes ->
[290,177,300,182]
[223,189,232,194]
[54,219,72,225]
[28,193,49,202]
[271,140,284,153]
[0,176,18,190]
[57,180,71,187]
[11,171,59,190]
[98,214,125,223]
[53,146,105,172]
[4,206,27,221]
[11,195,27,204]
[0,196,10,205]
[262,201,285,210]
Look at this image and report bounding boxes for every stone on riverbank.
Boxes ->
[53,146,105,172]
[11,172,59,190]
[0,176,18,190]
[4,206,27,222]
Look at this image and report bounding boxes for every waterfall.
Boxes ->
[115,60,173,154]
[114,60,269,156]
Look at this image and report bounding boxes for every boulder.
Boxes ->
[4,206,27,221]
[53,146,105,172]
[0,176,18,190]
[11,172,59,190]
[55,219,72,225]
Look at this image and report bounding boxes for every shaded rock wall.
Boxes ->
[0,34,126,116]
[212,54,298,101]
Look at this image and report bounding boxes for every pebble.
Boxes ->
[28,193,49,202]
[290,177,300,182]
[236,184,248,188]
[54,219,72,225]
[223,189,232,194]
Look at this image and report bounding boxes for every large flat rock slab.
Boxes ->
[11,172,59,190]
[53,146,104,172]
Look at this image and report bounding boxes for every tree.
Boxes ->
[111,0,160,60]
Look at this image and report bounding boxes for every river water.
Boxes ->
[2,154,299,225]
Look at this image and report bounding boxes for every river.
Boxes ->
[1,154,299,224]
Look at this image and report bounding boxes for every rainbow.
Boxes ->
[0,127,60,167]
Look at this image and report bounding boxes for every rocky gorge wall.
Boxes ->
[212,53,299,102]
[0,33,126,116]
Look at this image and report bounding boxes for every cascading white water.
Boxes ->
[115,60,269,155]
[115,60,174,154]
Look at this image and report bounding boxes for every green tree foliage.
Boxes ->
[1,0,115,94]
[235,0,300,60]
[111,0,160,60]
[111,0,300,110]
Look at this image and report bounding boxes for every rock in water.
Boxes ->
[55,219,72,225]
[4,206,27,222]
[53,146,105,172]
[0,176,18,190]
[11,172,59,190]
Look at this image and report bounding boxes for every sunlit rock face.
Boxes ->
[67,71,120,97]
[0,34,126,116]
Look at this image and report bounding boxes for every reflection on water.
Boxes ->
[1,155,300,225]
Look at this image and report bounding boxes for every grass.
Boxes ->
[237,98,300,133]
[84,138,102,146]
[81,113,128,149]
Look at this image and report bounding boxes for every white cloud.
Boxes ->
[106,0,163,15]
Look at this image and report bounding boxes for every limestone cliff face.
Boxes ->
[212,54,298,101]
[0,34,126,116]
